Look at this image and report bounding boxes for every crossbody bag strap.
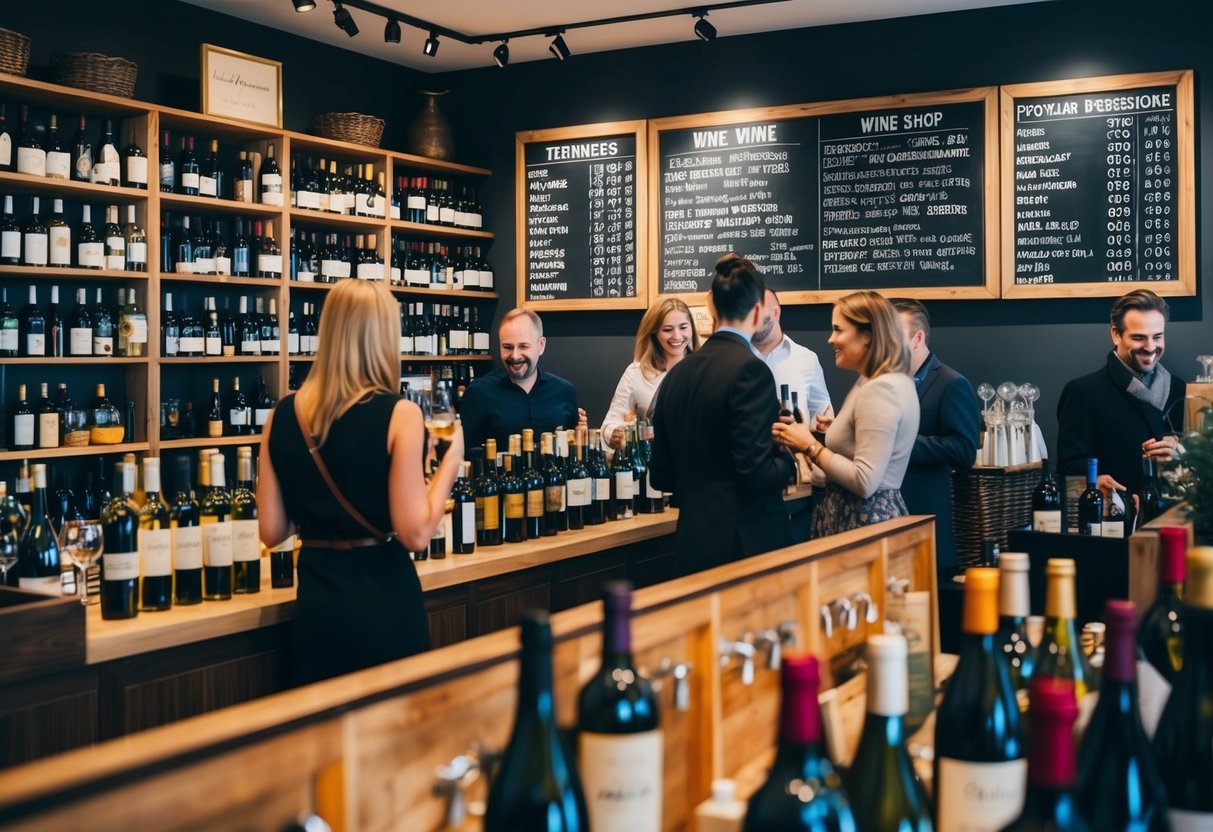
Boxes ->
[294,395,391,541]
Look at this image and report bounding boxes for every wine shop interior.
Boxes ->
[0,0,1211,829]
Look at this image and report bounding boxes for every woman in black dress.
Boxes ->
[257,279,464,685]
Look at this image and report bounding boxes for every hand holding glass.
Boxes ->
[59,520,104,606]
[424,388,457,441]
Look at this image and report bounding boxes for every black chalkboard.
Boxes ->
[651,90,997,300]
[1001,71,1194,298]
[516,122,648,310]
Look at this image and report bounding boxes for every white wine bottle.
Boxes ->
[138,457,172,611]
[201,452,232,600]
[171,455,203,605]
[100,461,139,619]
[231,447,260,594]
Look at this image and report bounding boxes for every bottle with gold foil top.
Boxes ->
[521,429,545,539]
[501,437,525,544]
[1034,559,1094,700]
[996,552,1037,700]
[475,439,503,547]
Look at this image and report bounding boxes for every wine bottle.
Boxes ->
[17,463,61,595]
[254,374,276,432]
[158,129,174,191]
[117,287,147,357]
[123,125,147,189]
[198,138,220,198]
[228,377,252,436]
[207,378,223,438]
[75,204,103,269]
[23,195,48,267]
[19,284,45,356]
[91,119,120,186]
[1135,457,1167,530]
[138,457,173,612]
[46,285,64,357]
[100,461,139,619]
[451,461,476,555]
[1076,458,1103,536]
[1,194,20,266]
[935,567,1026,832]
[501,444,526,545]
[170,455,203,605]
[35,382,59,450]
[201,451,232,600]
[999,679,1090,831]
[103,204,125,271]
[609,427,635,521]
[258,220,282,278]
[996,552,1037,699]
[0,103,14,172]
[47,198,71,267]
[576,581,661,831]
[744,653,855,831]
[522,429,546,539]
[42,114,70,179]
[476,441,504,547]
[16,105,46,177]
[587,428,610,526]
[484,610,589,831]
[1102,496,1128,539]
[92,287,114,356]
[846,634,933,832]
[0,287,17,357]
[1138,526,1186,683]
[1075,600,1168,830]
[565,428,591,531]
[123,205,147,271]
[1034,559,1094,700]
[9,384,35,451]
[231,447,260,594]
[233,151,254,202]
[637,421,664,515]
[541,432,567,535]
[260,144,283,206]
[66,287,92,357]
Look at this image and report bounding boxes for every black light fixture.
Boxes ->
[423,31,441,56]
[493,41,510,68]
[332,2,358,37]
[292,0,317,12]
[693,14,717,42]
[384,16,401,43]
[548,32,571,60]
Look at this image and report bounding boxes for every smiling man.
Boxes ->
[1057,289,1187,499]
[458,308,583,450]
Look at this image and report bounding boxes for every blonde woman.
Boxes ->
[773,290,919,537]
[601,298,702,449]
[258,280,463,684]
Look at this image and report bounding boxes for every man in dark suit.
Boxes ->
[893,299,981,577]
[650,253,795,576]
[1057,289,1186,501]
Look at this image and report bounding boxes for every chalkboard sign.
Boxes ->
[1001,70,1194,299]
[515,120,648,310]
[649,88,999,303]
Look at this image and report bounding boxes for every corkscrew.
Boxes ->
[646,658,694,711]
[718,634,758,685]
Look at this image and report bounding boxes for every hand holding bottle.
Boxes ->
[771,419,815,455]
[1142,435,1179,460]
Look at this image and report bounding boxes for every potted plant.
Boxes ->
[1166,403,1213,539]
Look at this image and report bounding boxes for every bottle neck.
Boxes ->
[517,641,556,724]
[602,602,632,658]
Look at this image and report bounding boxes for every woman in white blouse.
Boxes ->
[601,298,702,449]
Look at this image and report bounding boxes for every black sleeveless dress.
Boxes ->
[269,391,430,685]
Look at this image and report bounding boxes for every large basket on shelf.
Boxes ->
[0,28,32,77]
[951,462,1041,568]
[51,52,138,98]
[313,112,385,147]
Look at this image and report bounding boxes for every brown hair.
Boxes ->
[835,291,910,378]
[634,298,701,378]
[890,297,930,344]
[1110,289,1170,332]
[711,252,765,322]
[499,307,544,337]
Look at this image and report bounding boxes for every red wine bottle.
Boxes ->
[1138,526,1186,683]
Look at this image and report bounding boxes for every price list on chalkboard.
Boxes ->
[1010,85,1180,287]
[522,134,638,302]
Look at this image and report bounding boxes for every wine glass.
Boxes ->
[997,381,1019,409]
[1197,355,1213,383]
[59,519,104,606]
[0,532,17,587]
[977,383,995,413]
[425,387,457,441]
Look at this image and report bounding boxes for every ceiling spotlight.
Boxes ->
[292,0,316,11]
[693,15,717,42]
[493,41,510,68]
[423,31,441,57]
[548,33,571,61]
[332,2,358,37]
[384,17,401,43]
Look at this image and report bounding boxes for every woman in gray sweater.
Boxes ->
[773,290,920,536]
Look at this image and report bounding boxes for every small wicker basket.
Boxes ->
[52,52,138,98]
[0,28,31,77]
[313,112,385,147]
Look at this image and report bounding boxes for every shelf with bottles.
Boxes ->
[156,122,284,209]
[389,174,487,236]
[0,441,150,464]
[287,208,384,233]
[286,149,389,220]
[3,373,149,456]
[387,238,496,295]
[0,171,149,203]
[0,265,143,281]
[1,283,151,360]
[388,219,494,241]
[159,211,283,282]
[160,192,283,218]
[288,279,498,301]
[158,368,278,445]
[3,356,149,365]
[2,192,151,274]
[160,287,283,362]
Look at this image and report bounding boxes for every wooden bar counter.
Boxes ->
[0,515,936,831]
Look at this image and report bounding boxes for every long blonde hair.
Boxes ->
[834,291,910,378]
[634,298,701,378]
[297,280,401,445]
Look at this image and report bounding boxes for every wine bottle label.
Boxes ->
[0,328,17,352]
[26,333,45,355]
[12,413,34,446]
[16,146,47,176]
[215,256,232,275]
[470,211,483,229]
[480,494,500,530]
[399,335,413,354]
[92,160,120,185]
[93,335,114,355]
[296,190,321,210]
[103,551,141,582]
[67,326,91,355]
[645,472,663,498]
[449,330,470,350]
[450,269,464,291]
[1084,521,1103,536]
[201,521,234,566]
[288,332,301,354]
[454,209,467,227]
[1032,510,1062,533]
[464,268,480,289]
[545,485,566,512]
[181,172,200,190]
[615,471,634,499]
[37,413,59,447]
[159,163,174,187]
[405,267,429,287]
[1101,520,1125,538]
[241,338,261,354]
[936,758,1026,832]
[369,195,386,217]
[457,502,475,544]
[261,338,279,353]
[594,477,611,502]
[567,477,591,507]
[124,317,148,344]
[261,173,283,194]
[526,489,544,517]
[473,332,491,352]
[23,233,48,265]
[173,525,204,570]
[1,229,20,258]
[297,264,315,282]
[1169,810,1213,830]
[198,175,218,197]
[205,336,222,355]
[229,408,250,426]
[179,336,204,354]
[234,249,250,275]
[49,227,72,265]
[578,730,663,832]
[426,204,440,223]
[480,270,494,289]
[407,195,426,211]
[126,156,148,184]
[439,206,456,224]
[504,493,524,519]
[140,529,173,577]
[19,574,60,595]
[127,242,148,264]
[255,407,272,427]
[46,150,71,179]
[234,179,253,202]
[356,262,381,280]
[390,265,402,283]
[0,133,10,166]
[1137,659,1171,739]
[164,331,178,356]
[232,520,260,562]
[75,240,102,268]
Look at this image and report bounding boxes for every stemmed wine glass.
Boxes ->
[59,519,104,606]
[0,532,16,588]
[977,383,996,413]
[424,387,456,441]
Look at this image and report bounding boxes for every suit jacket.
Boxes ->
[650,330,794,575]
[1057,352,1187,494]
[900,354,980,574]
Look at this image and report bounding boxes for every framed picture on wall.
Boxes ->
[200,44,283,128]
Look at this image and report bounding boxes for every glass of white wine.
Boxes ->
[59,519,104,606]
[425,387,457,442]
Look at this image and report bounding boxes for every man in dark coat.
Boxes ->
[650,253,795,576]
[1057,289,1186,500]
[893,299,981,577]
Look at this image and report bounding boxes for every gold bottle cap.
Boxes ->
[1186,548,1213,609]
[963,567,1000,634]
[1044,558,1077,619]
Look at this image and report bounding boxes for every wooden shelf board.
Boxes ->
[0,266,145,280]
[0,442,150,463]
[159,274,282,288]
[0,171,147,202]
[287,280,497,300]
[158,435,263,451]
[160,356,279,364]
[159,193,284,217]
[0,73,148,115]
[0,356,148,364]
[389,219,494,240]
[287,209,385,231]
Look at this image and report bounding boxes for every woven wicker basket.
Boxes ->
[951,461,1042,568]
[0,28,31,77]
[313,112,385,147]
[52,52,138,98]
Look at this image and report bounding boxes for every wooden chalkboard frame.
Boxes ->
[515,120,649,311]
[1000,70,1195,299]
[647,87,1001,306]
